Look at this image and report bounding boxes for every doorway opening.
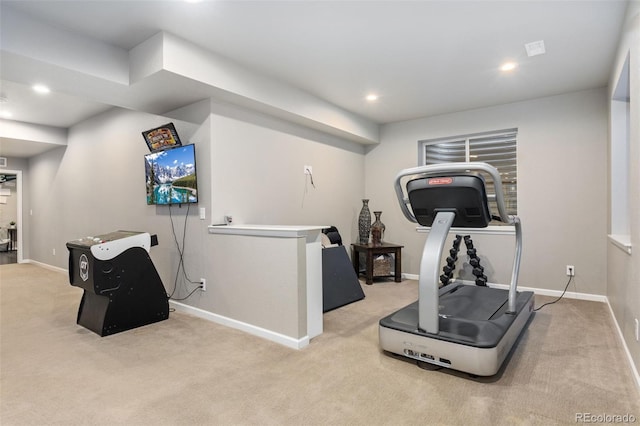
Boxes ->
[0,170,23,264]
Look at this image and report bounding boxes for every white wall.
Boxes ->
[181,101,365,327]
[207,100,365,236]
[367,88,608,296]
[25,101,366,334]
[27,108,205,277]
[607,0,640,381]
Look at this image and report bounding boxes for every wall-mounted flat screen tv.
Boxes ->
[145,144,198,205]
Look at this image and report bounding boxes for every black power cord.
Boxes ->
[167,203,203,301]
[170,285,203,301]
[534,275,573,311]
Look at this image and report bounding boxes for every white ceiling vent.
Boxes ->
[525,40,546,57]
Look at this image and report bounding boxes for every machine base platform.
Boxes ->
[379,287,534,376]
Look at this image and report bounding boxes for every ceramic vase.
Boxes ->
[371,211,385,245]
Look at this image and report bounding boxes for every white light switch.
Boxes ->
[199,207,206,220]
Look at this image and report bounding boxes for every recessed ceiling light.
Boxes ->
[32,84,51,94]
[525,40,546,57]
[366,94,379,101]
[500,62,518,72]
[0,111,13,118]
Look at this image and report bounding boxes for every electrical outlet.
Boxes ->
[200,278,206,291]
[304,165,313,175]
[566,265,575,276]
[52,248,56,256]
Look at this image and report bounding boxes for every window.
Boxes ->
[418,128,518,220]
[609,53,631,254]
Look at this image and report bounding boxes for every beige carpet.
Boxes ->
[1,263,638,425]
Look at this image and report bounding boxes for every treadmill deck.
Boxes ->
[379,285,534,375]
[380,285,534,348]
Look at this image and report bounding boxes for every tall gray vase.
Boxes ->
[358,199,372,272]
[358,199,371,244]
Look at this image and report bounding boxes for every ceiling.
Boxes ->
[0,0,629,157]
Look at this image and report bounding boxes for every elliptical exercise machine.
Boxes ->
[379,162,534,376]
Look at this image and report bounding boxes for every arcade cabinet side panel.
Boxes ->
[98,247,169,336]
[67,244,111,335]
[67,245,95,293]
[77,292,110,335]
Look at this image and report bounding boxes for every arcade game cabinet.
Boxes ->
[67,230,169,336]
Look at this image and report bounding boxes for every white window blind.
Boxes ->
[419,128,518,218]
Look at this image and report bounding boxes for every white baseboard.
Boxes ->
[606,300,640,391]
[169,300,309,350]
[402,273,419,280]
[400,275,608,303]
[489,282,608,303]
[23,259,67,274]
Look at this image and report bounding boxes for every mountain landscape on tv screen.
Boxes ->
[145,147,198,205]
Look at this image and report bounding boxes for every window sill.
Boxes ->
[608,234,632,255]
[417,225,515,235]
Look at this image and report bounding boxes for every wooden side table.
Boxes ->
[351,242,403,284]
